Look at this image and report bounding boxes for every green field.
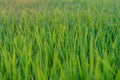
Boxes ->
[0,0,120,80]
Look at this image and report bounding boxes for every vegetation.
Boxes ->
[0,0,120,80]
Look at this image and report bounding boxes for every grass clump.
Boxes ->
[0,0,120,80]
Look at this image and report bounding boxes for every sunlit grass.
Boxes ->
[0,0,120,80]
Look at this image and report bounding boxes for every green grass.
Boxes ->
[0,0,120,80]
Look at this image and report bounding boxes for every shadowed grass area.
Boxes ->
[0,0,120,80]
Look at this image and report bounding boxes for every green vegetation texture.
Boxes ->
[0,0,120,80]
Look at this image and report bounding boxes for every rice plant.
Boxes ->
[0,0,120,80]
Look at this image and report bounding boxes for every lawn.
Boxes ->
[0,0,120,80]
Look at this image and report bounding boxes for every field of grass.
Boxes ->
[0,0,120,80]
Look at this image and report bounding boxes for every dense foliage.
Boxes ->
[0,0,120,80]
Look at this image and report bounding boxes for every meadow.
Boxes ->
[0,0,120,80]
